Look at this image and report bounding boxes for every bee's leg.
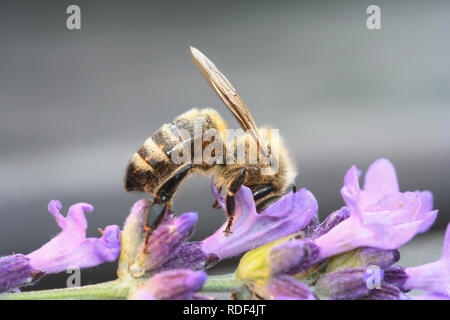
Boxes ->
[156,164,193,203]
[224,168,247,236]
[212,200,221,209]
[146,164,193,233]
[146,200,169,232]
[212,187,223,209]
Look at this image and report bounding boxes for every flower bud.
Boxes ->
[362,283,410,300]
[302,211,319,237]
[131,212,197,276]
[326,247,400,273]
[252,275,317,300]
[236,235,294,284]
[160,242,219,271]
[269,239,321,276]
[383,266,409,291]
[0,254,43,293]
[315,268,377,300]
[118,199,151,277]
[313,207,350,239]
[128,269,207,300]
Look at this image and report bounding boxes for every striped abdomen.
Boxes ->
[124,108,227,194]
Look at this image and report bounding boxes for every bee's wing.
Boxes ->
[189,47,268,157]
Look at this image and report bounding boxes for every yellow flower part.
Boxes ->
[236,234,296,284]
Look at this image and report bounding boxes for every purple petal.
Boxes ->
[402,226,450,296]
[404,261,449,296]
[411,293,450,300]
[418,210,438,234]
[358,192,434,249]
[340,165,362,213]
[26,201,121,274]
[443,223,450,259]
[416,190,433,216]
[363,158,399,205]
[201,186,318,260]
[315,193,432,259]
[362,192,421,226]
[191,293,215,300]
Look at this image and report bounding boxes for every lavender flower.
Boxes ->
[26,200,121,274]
[0,157,446,300]
[118,199,214,276]
[260,227,400,278]
[128,269,207,300]
[203,185,317,259]
[233,159,439,300]
[342,158,399,211]
[123,185,317,275]
[341,158,437,233]
[165,185,317,270]
[0,200,120,293]
[203,184,318,284]
[314,161,438,260]
[385,224,450,298]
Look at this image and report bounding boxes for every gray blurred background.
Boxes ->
[0,0,449,290]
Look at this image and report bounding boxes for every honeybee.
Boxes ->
[125,47,297,235]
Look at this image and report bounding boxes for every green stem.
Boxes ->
[0,279,130,300]
[201,273,243,292]
[0,273,241,300]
